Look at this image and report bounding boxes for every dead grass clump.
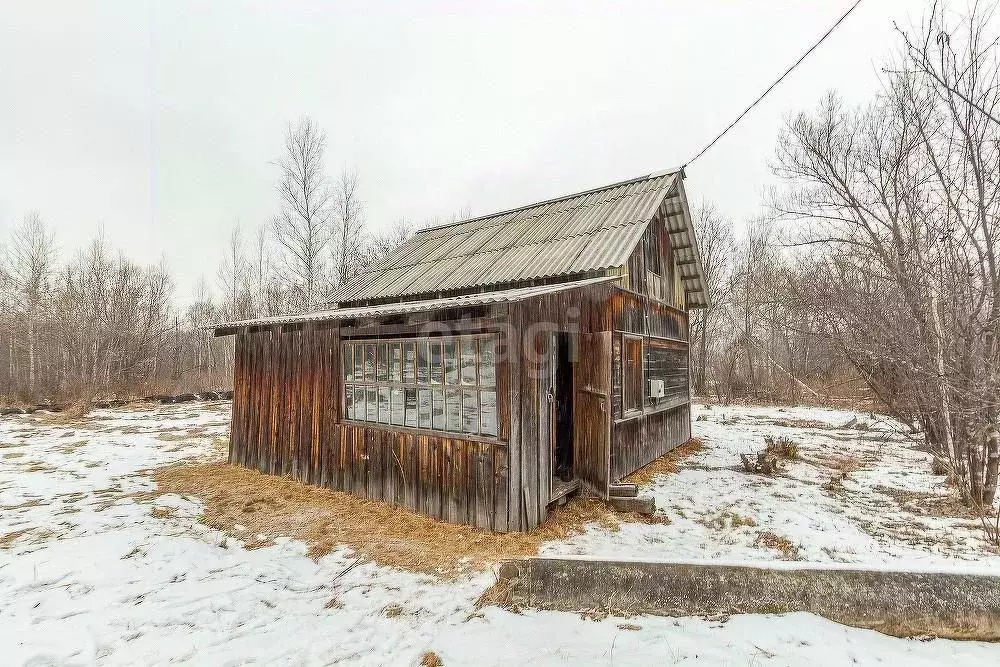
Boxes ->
[703,511,757,530]
[873,485,992,521]
[150,506,176,520]
[150,461,641,577]
[822,473,850,494]
[753,531,801,559]
[811,453,863,474]
[37,398,92,425]
[764,436,799,460]
[420,651,443,667]
[0,528,33,548]
[623,438,703,486]
[739,450,783,475]
[382,604,403,617]
[475,575,516,611]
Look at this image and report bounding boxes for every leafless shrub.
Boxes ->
[765,435,799,460]
[739,450,782,475]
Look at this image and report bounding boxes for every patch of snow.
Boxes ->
[1,402,998,665]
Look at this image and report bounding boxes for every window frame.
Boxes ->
[622,334,644,415]
[341,333,501,441]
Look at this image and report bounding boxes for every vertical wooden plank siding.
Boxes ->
[225,272,691,531]
[506,283,616,529]
[229,323,513,531]
[607,216,694,482]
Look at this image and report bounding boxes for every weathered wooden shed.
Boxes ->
[213,168,707,531]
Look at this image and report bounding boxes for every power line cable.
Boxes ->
[683,0,865,169]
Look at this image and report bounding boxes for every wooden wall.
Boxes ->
[611,403,691,482]
[506,282,616,529]
[607,222,694,482]
[229,315,514,531]
[227,275,691,531]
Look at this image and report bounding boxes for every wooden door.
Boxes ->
[573,331,611,498]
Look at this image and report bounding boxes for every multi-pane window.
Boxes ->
[343,335,498,437]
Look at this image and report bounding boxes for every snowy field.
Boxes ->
[1,401,998,665]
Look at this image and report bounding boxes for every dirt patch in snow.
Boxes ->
[148,461,660,577]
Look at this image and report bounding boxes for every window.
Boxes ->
[646,342,689,405]
[623,336,643,412]
[343,334,499,437]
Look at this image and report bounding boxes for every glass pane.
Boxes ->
[404,388,418,427]
[364,344,376,382]
[345,384,354,419]
[353,386,366,421]
[377,344,388,382]
[403,343,416,384]
[479,337,496,387]
[624,338,642,411]
[445,389,461,432]
[432,389,445,430]
[378,387,390,424]
[462,389,479,434]
[354,344,364,382]
[461,339,477,385]
[343,346,354,382]
[418,389,432,429]
[480,390,497,437]
[430,342,443,384]
[390,343,402,383]
[366,387,378,422]
[416,341,429,385]
[444,340,459,385]
[390,388,404,425]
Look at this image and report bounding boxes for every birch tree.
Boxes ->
[272,117,333,311]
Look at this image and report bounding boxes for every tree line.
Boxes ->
[0,118,413,403]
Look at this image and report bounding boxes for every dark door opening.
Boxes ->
[553,332,575,483]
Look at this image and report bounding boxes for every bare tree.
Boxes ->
[773,1,1000,508]
[272,117,333,311]
[5,212,56,395]
[332,169,367,287]
[217,224,254,321]
[689,202,735,394]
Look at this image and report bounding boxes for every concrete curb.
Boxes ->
[497,556,1000,640]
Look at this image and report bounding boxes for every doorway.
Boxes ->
[552,332,575,484]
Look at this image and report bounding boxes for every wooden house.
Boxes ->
[212,168,708,531]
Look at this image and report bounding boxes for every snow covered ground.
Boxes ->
[1,401,998,665]
[551,403,1000,569]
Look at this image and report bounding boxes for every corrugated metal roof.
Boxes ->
[212,276,620,333]
[334,169,711,305]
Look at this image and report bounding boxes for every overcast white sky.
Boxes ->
[1,0,921,304]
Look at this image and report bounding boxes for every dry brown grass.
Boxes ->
[150,461,645,577]
[0,528,32,548]
[806,452,864,474]
[623,438,703,486]
[420,652,443,667]
[36,398,93,425]
[753,530,801,559]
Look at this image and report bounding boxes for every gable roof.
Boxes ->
[335,168,708,308]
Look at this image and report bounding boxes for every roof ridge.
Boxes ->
[419,168,681,233]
